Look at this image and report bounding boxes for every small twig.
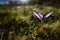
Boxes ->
[1,32,3,40]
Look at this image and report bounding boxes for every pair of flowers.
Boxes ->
[33,8,53,23]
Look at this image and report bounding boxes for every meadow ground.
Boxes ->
[0,5,60,40]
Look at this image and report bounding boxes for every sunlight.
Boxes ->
[20,0,30,4]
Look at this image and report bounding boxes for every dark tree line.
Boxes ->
[30,0,60,8]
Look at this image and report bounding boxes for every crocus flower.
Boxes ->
[33,8,53,23]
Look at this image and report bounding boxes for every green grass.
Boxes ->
[0,5,60,40]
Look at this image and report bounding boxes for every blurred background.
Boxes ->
[0,0,60,40]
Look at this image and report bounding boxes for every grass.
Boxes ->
[0,5,60,40]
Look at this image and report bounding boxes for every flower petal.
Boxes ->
[38,12,43,19]
[33,12,41,20]
[44,11,53,18]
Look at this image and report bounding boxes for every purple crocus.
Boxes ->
[33,8,53,23]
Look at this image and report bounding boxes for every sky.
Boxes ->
[0,0,9,5]
[0,0,30,5]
